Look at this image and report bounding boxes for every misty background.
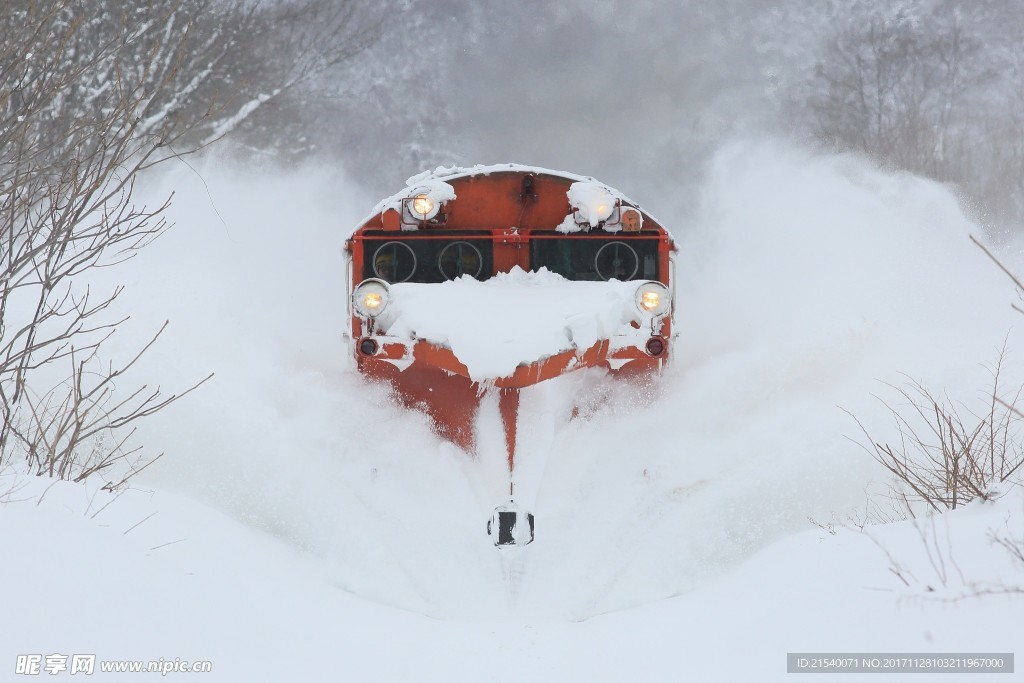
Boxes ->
[216,0,1024,231]
[7,0,1021,227]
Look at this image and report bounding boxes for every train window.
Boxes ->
[530,236,659,281]
[437,241,484,280]
[372,241,418,283]
[594,241,639,281]
[362,232,493,283]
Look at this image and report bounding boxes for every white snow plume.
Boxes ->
[518,142,1024,616]
[107,160,508,616]
[110,145,1022,619]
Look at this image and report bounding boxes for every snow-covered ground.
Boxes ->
[2,142,1022,680]
[2,473,1021,681]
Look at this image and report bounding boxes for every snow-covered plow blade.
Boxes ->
[344,165,676,545]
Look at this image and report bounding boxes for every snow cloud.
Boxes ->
[106,143,1023,617]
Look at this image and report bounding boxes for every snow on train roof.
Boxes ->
[351,163,651,235]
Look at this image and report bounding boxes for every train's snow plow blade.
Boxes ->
[487,503,535,547]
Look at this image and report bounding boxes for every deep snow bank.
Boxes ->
[1,472,1020,682]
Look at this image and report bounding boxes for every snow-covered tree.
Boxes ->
[771,0,1024,227]
[0,0,383,485]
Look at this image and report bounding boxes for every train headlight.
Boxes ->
[635,281,670,317]
[568,181,617,228]
[353,279,390,318]
[410,193,439,220]
[592,201,613,223]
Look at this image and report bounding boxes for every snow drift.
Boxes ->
[3,473,1019,682]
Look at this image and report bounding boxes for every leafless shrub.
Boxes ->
[870,503,1024,600]
[866,512,966,593]
[985,498,1024,591]
[7,324,210,489]
[838,230,1024,599]
[0,468,30,504]
[847,351,1024,514]
[810,485,911,535]
[991,528,1024,572]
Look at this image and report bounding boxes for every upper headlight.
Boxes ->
[409,192,439,220]
[353,279,390,318]
[635,281,671,317]
[567,181,617,228]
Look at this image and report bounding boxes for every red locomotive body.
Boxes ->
[344,165,675,544]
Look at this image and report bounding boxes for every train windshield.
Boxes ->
[530,236,659,281]
[360,232,660,283]
[361,232,493,283]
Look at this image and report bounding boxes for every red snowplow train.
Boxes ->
[344,165,676,546]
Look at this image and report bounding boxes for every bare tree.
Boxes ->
[0,0,220,486]
[810,6,989,180]
[796,0,1024,227]
[1,0,382,486]
[205,0,386,151]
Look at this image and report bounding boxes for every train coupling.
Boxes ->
[487,501,534,547]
